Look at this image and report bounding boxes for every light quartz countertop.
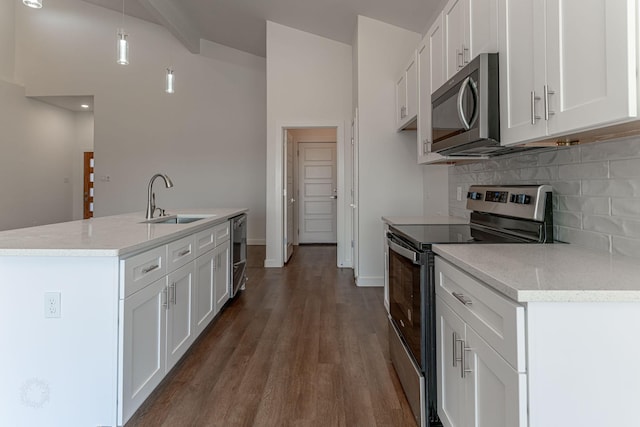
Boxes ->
[0,208,247,257]
[382,215,468,225]
[433,243,640,303]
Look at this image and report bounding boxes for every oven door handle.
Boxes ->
[387,237,422,265]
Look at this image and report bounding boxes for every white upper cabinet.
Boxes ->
[396,50,419,130]
[545,0,637,135]
[418,19,448,163]
[499,0,637,145]
[444,0,498,80]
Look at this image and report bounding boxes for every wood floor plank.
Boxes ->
[126,245,417,427]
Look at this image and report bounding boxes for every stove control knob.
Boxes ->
[467,191,482,201]
[512,194,531,205]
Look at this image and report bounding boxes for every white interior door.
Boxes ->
[283,131,295,262]
[298,142,337,243]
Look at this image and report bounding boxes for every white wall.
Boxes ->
[423,165,450,216]
[0,0,15,82]
[265,21,352,267]
[14,0,267,243]
[355,16,423,286]
[0,80,75,230]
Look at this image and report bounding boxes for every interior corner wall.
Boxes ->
[265,21,353,268]
[0,80,75,231]
[355,16,423,286]
[13,0,266,243]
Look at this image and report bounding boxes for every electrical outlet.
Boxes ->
[44,292,61,318]
[456,186,463,201]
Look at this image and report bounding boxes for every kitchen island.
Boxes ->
[0,208,246,427]
[432,243,640,427]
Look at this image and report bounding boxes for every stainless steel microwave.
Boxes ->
[431,53,501,156]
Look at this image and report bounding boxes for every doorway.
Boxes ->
[282,128,337,263]
[83,151,94,219]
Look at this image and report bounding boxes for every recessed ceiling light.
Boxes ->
[23,0,42,8]
[81,104,90,109]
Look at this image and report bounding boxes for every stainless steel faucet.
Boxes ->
[146,173,174,219]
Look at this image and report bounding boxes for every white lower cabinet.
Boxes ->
[121,277,167,423]
[120,220,232,425]
[436,257,527,427]
[166,263,195,371]
[213,239,230,314]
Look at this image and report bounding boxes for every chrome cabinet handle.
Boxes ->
[142,264,159,274]
[170,282,176,305]
[400,105,407,119]
[453,332,463,367]
[461,342,472,378]
[462,45,469,64]
[329,195,337,199]
[531,91,541,124]
[162,287,168,309]
[452,292,472,306]
[544,85,555,120]
[178,249,190,257]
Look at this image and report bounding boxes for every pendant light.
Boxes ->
[116,0,129,65]
[23,0,42,8]
[165,68,175,94]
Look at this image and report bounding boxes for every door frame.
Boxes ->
[272,122,351,268]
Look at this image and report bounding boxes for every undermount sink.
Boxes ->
[143,214,216,224]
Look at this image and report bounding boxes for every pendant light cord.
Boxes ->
[121,0,125,28]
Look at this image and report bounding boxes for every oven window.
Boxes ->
[388,248,422,368]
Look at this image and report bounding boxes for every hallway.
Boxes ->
[126,245,416,426]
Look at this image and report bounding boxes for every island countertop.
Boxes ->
[433,243,640,303]
[0,208,247,257]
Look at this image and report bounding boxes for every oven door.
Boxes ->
[387,234,425,370]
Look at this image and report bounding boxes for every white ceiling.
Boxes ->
[80,0,446,57]
[31,95,94,112]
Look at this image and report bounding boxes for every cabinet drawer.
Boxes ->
[121,246,167,298]
[167,235,196,272]
[195,221,230,256]
[435,257,526,371]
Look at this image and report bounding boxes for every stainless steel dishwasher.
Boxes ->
[230,213,247,297]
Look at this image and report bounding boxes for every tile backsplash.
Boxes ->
[448,136,640,258]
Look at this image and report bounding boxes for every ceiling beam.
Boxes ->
[138,0,200,54]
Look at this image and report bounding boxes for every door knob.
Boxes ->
[329,195,337,199]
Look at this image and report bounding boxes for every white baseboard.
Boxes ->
[355,276,384,287]
[248,239,265,245]
[264,259,282,268]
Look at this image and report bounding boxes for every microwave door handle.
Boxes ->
[457,76,479,130]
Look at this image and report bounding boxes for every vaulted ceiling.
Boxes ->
[80,0,446,57]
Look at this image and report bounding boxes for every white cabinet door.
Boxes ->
[396,52,418,130]
[436,296,467,427]
[166,263,195,371]
[406,55,418,121]
[194,249,215,334]
[122,277,167,423]
[497,0,546,144]
[444,0,468,80]
[418,20,450,164]
[214,239,230,314]
[465,326,527,427]
[545,0,637,135]
[396,73,407,126]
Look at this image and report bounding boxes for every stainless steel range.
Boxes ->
[386,185,553,427]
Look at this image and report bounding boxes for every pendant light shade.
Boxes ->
[165,68,175,94]
[23,0,42,8]
[116,29,129,65]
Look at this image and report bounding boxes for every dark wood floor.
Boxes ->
[126,245,416,427]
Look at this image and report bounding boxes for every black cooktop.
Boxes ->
[389,223,532,250]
